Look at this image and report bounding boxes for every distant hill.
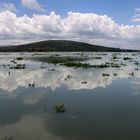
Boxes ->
[0,40,139,52]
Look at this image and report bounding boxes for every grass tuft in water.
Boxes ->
[10,64,26,69]
[54,104,65,113]
[16,57,24,60]
[102,73,110,76]
[123,57,132,60]
[63,62,90,68]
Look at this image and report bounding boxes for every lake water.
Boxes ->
[0,52,140,140]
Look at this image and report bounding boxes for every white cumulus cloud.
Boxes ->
[0,3,17,12]
[131,8,140,22]
[21,0,44,11]
[0,10,140,49]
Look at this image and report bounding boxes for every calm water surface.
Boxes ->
[0,52,140,140]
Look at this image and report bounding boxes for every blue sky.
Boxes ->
[0,0,140,49]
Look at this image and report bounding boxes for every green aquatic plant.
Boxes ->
[30,55,121,68]
[62,62,121,69]
[120,62,127,66]
[135,68,139,71]
[65,74,72,81]
[129,72,134,76]
[81,81,87,84]
[10,64,26,69]
[92,57,102,59]
[94,63,120,68]
[63,62,90,68]
[112,55,120,59]
[112,56,117,59]
[54,104,65,113]
[123,57,132,60]
[32,53,43,56]
[102,73,110,76]
[10,60,17,64]
[16,57,23,60]
[134,61,139,65]
[31,56,87,65]
[114,73,118,76]
[48,68,55,71]
[29,82,35,87]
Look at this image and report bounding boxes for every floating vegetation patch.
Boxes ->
[29,55,123,69]
[92,57,102,59]
[114,73,118,76]
[120,62,127,66]
[102,73,110,76]
[29,82,35,88]
[65,74,72,81]
[134,61,139,65]
[112,55,120,59]
[105,62,121,67]
[62,62,90,68]
[11,60,17,64]
[16,57,24,60]
[32,53,44,56]
[94,64,121,68]
[123,57,132,60]
[0,64,10,68]
[81,81,87,84]
[135,68,140,71]
[30,56,87,65]
[62,62,121,68]
[129,72,134,76]
[54,104,65,113]
[10,64,26,69]
[40,66,47,69]
[48,68,55,71]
